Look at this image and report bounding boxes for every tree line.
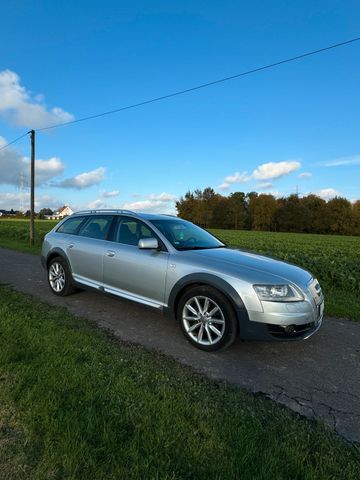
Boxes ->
[176,188,360,236]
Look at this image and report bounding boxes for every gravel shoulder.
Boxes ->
[0,247,359,442]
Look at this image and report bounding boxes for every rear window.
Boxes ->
[78,216,114,240]
[56,216,85,235]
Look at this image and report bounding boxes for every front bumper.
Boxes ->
[238,314,322,341]
[238,279,324,341]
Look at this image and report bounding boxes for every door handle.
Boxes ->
[106,250,115,257]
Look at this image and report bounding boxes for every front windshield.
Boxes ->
[149,218,225,250]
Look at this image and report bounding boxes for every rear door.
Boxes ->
[103,216,169,307]
[67,215,114,288]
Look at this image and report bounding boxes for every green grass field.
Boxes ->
[0,285,359,479]
[0,219,359,320]
[211,229,360,321]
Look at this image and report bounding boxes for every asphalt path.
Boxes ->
[0,247,359,442]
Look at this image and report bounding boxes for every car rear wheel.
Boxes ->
[47,257,76,296]
[177,285,238,351]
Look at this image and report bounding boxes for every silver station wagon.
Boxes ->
[41,210,324,351]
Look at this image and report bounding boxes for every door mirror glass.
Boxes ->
[138,238,159,250]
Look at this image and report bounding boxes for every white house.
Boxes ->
[45,205,74,220]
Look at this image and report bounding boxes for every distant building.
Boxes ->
[45,205,74,220]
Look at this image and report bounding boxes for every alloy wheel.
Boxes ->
[182,296,225,346]
[48,262,66,293]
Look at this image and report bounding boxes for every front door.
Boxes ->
[103,216,169,307]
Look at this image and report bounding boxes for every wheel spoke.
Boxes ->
[205,325,213,344]
[210,317,224,325]
[186,304,199,316]
[203,297,210,314]
[209,324,222,337]
[194,297,203,315]
[197,324,204,342]
[184,316,200,322]
[188,322,202,333]
[208,306,219,317]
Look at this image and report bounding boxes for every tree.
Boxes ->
[275,195,307,232]
[175,187,359,235]
[251,194,277,231]
[226,192,246,230]
[39,208,53,219]
[352,200,360,236]
[301,195,328,234]
[326,197,353,235]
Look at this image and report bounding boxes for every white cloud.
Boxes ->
[57,167,105,189]
[298,172,312,179]
[0,137,64,186]
[217,161,301,191]
[258,190,283,198]
[256,182,273,189]
[252,161,301,180]
[35,157,64,184]
[0,69,74,128]
[0,191,62,211]
[217,171,249,190]
[322,155,360,167]
[316,188,340,200]
[148,192,177,201]
[119,192,177,214]
[87,199,107,209]
[120,199,176,214]
[100,190,120,198]
[84,191,178,214]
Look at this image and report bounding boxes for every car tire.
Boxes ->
[47,256,77,296]
[177,285,238,351]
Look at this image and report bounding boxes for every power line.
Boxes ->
[0,132,29,152]
[36,35,360,132]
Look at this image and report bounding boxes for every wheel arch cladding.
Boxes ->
[168,273,249,332]
[46,248,71,270]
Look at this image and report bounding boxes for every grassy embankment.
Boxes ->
[0,284,359,479]
[0,219,359,321]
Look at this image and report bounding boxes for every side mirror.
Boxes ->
[138,237,159,250]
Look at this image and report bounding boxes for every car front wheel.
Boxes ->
[47,257,76,296]
[177,285,238,351]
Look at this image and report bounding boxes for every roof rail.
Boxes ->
[74,209,137,215]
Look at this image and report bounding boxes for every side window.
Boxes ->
[114,218,154,246]
[78,216,113,240]
[56,216,85,235]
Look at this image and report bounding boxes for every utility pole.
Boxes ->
[30,129,35,246]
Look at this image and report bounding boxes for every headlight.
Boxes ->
[253,284,304,302]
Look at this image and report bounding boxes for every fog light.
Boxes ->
[284,325,295,334]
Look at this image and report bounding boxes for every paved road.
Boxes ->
[0,247,359,442]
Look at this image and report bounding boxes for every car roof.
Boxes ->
[71,209,178,221]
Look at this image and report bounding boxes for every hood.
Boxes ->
[183,247,312,288]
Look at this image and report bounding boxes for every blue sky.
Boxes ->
[0,0,359,213]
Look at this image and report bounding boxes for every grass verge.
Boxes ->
[0,284,359,479]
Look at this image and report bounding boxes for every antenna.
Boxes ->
[294,184,304,197]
